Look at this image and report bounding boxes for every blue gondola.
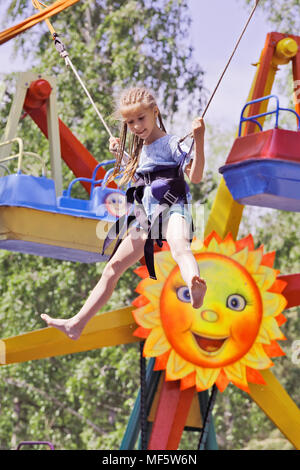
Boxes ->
[0,159,127,220]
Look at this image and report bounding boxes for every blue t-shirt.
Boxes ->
[136,134,192,174]
[134,135,193,221]
[119,134,193,224]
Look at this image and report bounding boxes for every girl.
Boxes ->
[41,87,207,340]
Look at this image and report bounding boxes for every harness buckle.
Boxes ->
[144,172,151,185]
[164,190,178,204]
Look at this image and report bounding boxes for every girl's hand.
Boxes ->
[109,136,120,154]
[192,117,205,140]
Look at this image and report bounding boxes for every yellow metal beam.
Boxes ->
[0,0,80,45]
[244,53,278,131]
[249,370,300,449]
[1,307,139,365]
[204,178,244,240]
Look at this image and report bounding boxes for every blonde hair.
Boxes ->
[107,87,166,186]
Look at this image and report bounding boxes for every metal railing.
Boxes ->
[239,94,300,136]
[63,159,127,198]
[0,137,47,176]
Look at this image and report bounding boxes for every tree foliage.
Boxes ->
[243,0,300,32]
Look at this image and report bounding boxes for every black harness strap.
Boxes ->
[101,210,133,257]
[140,340,147,450]
[105,214,137,261]
[142,202,171,279]
[139,142,193,279]
[101,141,195,278]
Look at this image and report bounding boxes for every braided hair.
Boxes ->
[107,87,166,186]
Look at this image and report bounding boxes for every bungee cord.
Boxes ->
[31,0,114,139]
[180,0,261,143]
[64,54,114,138]
[202,0,261,119]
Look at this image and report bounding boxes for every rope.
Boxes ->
[31,0,114,138]
[180,0,261,143]
[197,384,218,450]
[139,340,148,450]
[65,56,114,138]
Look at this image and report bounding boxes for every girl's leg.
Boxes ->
[165,212,206,308]
[41,226,148,339]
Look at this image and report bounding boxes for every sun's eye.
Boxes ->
[176,286,191,303]
[226,294,246,311]
[105,192,127,217]
[138,116,145,121]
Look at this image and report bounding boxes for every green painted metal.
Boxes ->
[120,357,161,450]
[198,390,219,450]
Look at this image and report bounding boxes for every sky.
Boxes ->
[188,0,288,127]
[0,0,289,130]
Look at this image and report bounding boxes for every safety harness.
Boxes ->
[101,142,194,280]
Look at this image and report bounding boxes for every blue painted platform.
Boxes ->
[0,162,128,262]
[0,171,127,221]
[219,159,300,212]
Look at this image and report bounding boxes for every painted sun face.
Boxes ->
[105,192,127,217]
[160,253,263,369]
[132,232,287,393]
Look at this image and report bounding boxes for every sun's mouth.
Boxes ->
[192,333,228,354]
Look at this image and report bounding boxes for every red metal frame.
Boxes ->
[23,80,116,193]
[147,376,195,450]
[244,32,300,136]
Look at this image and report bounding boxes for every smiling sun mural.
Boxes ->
[132,232,288,394]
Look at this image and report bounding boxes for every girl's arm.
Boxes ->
[184,117,205,184]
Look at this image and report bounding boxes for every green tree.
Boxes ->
[243,0,300,32]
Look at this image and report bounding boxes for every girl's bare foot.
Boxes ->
[189,276,207,309]
[40,314,84,341]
